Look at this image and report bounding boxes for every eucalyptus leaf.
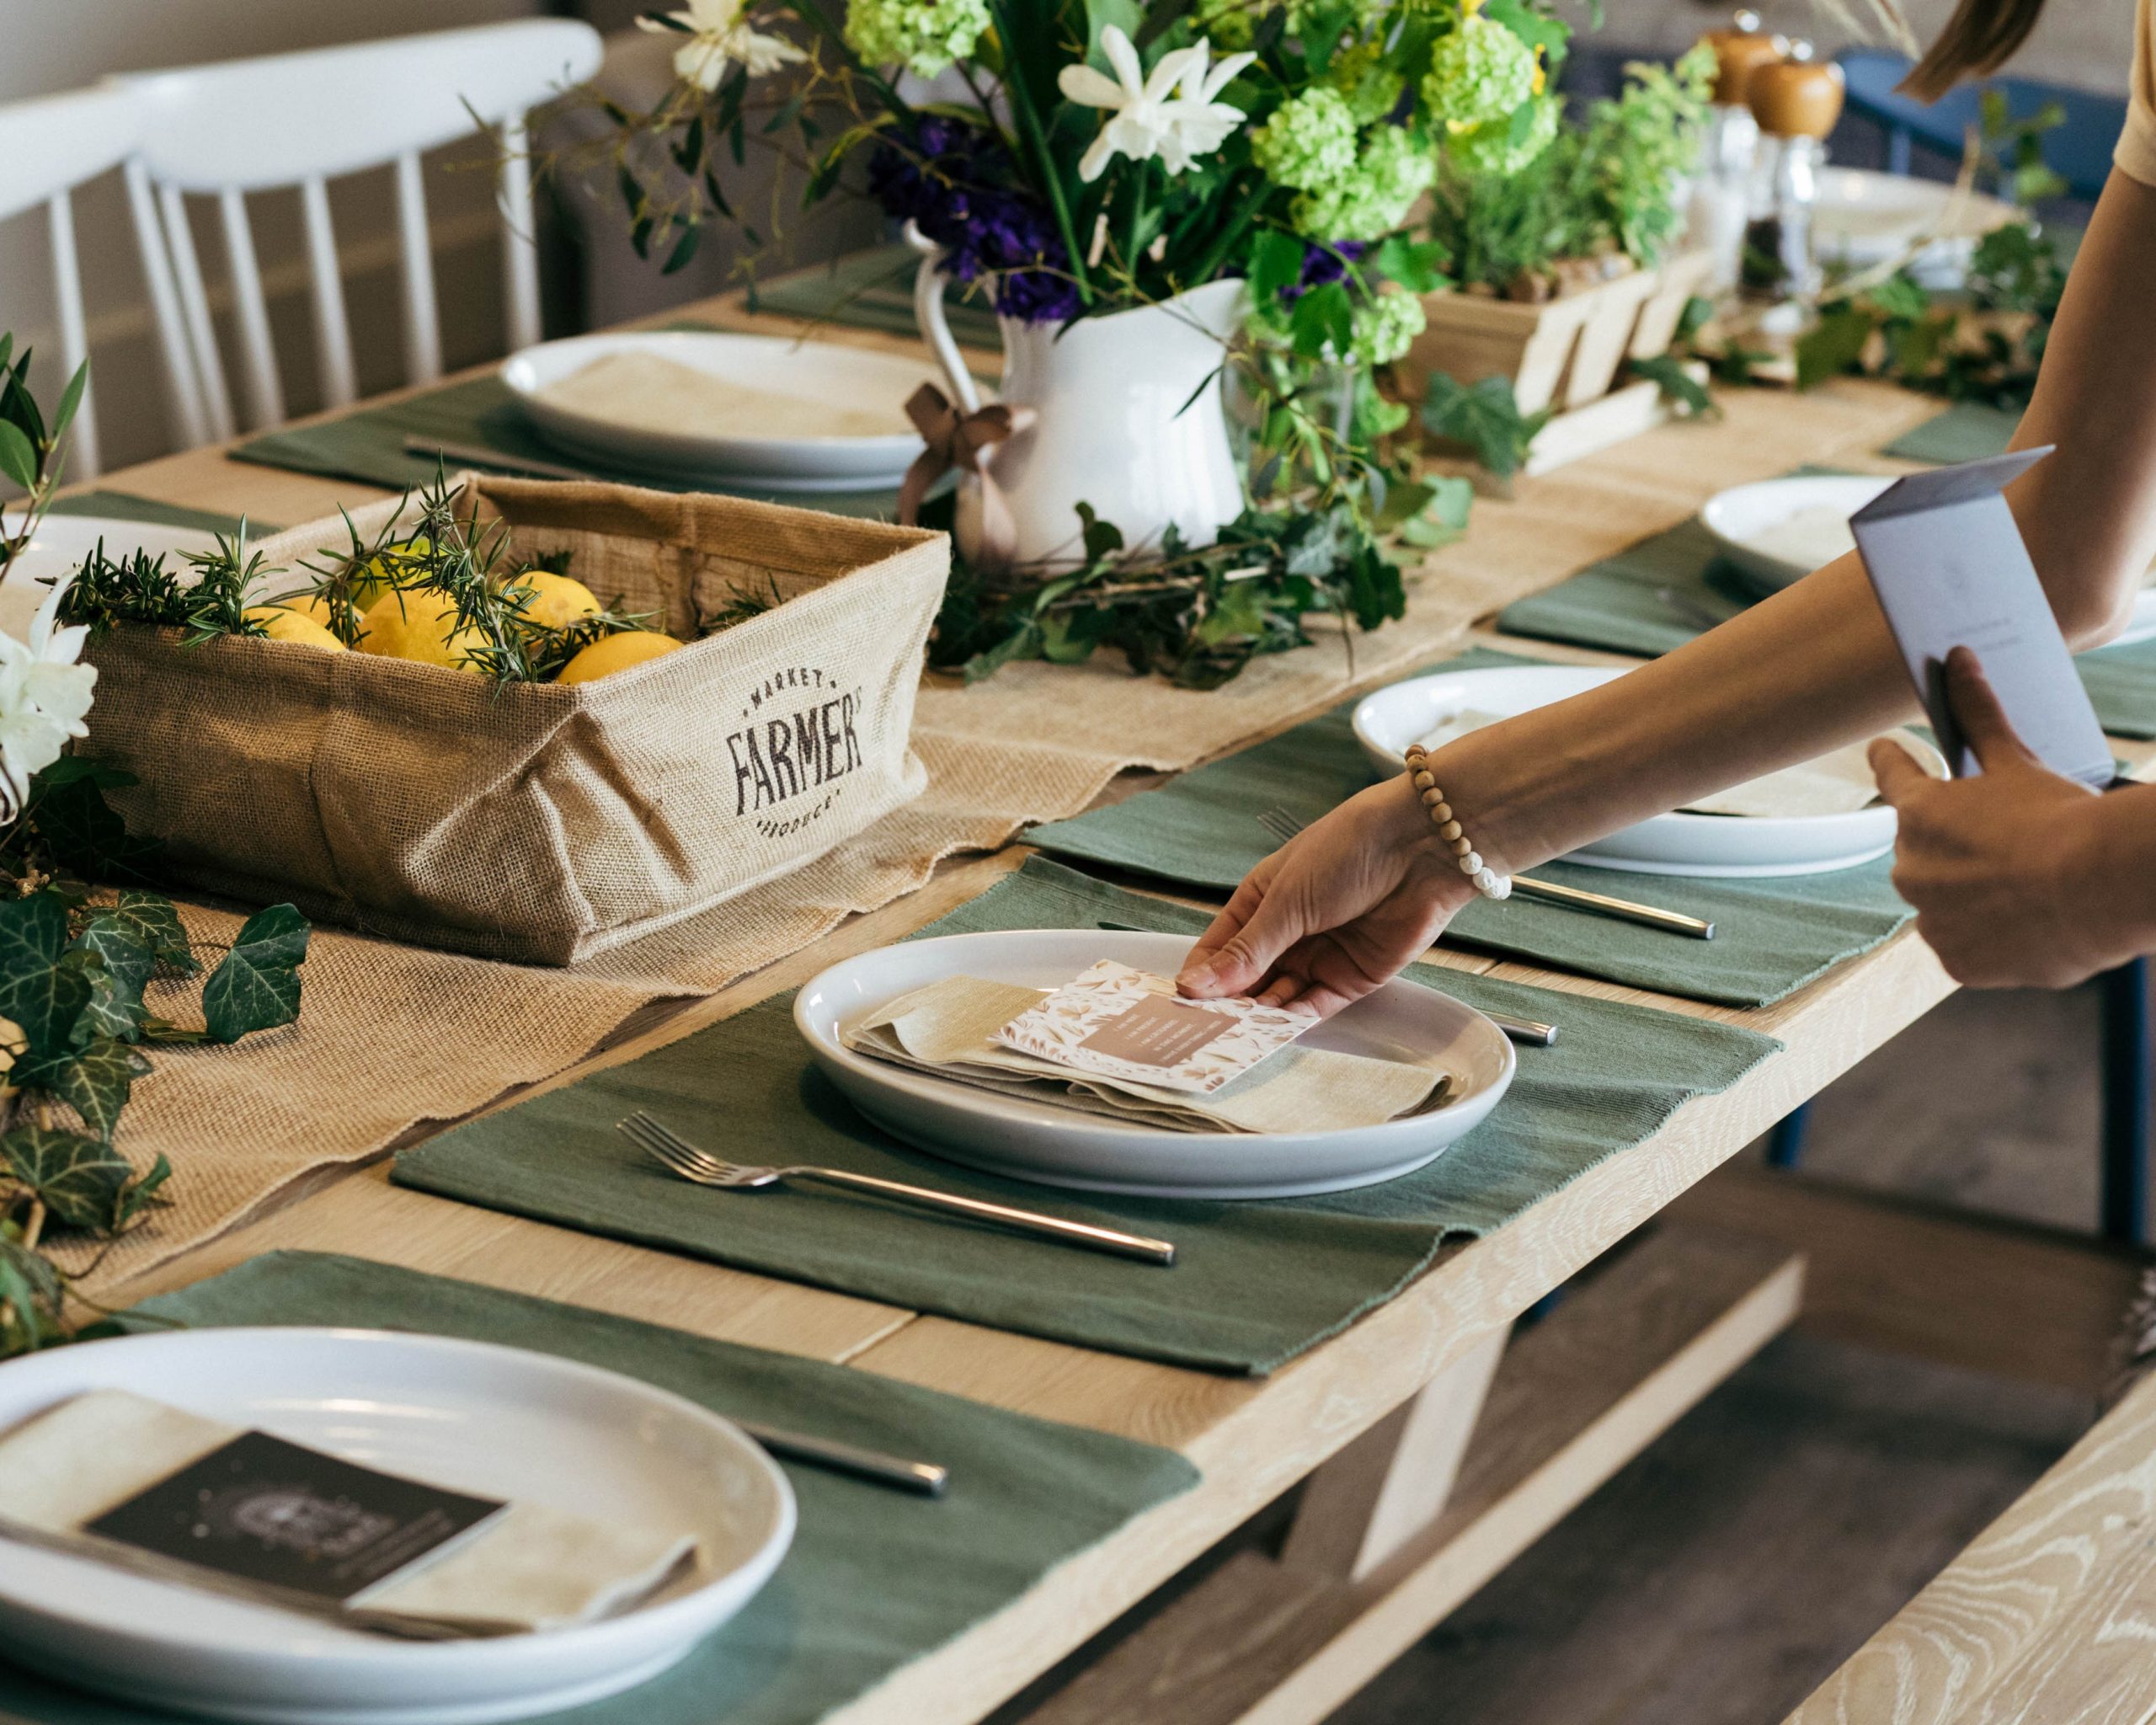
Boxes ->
[0,420,37,493]
[202,903,310,1043]
[0,1235,64,1348]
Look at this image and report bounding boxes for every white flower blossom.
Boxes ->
[0,571,95,818]
[640,0,805,90]
[1058,26,1252,183]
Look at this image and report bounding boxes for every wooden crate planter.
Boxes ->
[1400,249,1714,474]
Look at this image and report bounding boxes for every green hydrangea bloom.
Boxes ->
[1351,287,1427,366]
[1329,41,1406,126]
[1290,123,1437,240]
[1420,12,1537,131]
[843,0,991,77]
[1444,91,1559,177]
[1251,88,1359,192]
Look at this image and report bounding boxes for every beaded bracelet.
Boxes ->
[1403,743,1513,902]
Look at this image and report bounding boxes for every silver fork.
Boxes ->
[617,1112,1177,1266]
[1258,808,1715,942]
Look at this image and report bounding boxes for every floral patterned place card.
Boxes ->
[994,961,1317,1096]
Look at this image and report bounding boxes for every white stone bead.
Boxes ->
[1458,851,1481,874]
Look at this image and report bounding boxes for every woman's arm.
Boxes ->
[1182,170,2156,1010]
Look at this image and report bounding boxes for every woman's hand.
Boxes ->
[1870,647,2123,988]
[1174,775,1481,1017]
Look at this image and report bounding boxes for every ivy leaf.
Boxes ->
[1250,229,1306,305]
[24,758,160,883]
[1628,353,1716,419]
[201,904,310,1043]
[15,1038,150,1141]
[0,1123,134,1229]
[1795,305,1878,390]
[105,890,198,973]
[1370,235,1448,296]
[111,1153,170,1230]
[72,922,153,1044]
[0,893,91,1059]
[1422,371,1550,479]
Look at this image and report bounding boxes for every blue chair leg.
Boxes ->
[2100,957,2151,1245]
[1766,1103,1811,1169]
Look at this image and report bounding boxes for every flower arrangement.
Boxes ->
[561,0,1574,681]
[0,344,312,1358]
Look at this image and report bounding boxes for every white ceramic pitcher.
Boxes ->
[907,225,1248,569]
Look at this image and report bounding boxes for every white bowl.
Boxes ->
[793,929,1515,1200]
[501,330,929,490]
[1700,473,1896,595]
[0,1327,794,1725]
[1353,665,1940,878]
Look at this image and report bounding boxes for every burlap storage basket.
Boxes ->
[78,473,948,964]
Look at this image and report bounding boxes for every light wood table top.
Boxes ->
[87,291,2144,1725]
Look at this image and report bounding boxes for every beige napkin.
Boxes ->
[845,975,1448,1135]
[1418,713,1934,820]
[0,1390,697,1633]
[540,350,906,440]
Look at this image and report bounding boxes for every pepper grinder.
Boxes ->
[1743,41,1846,303]
[1689,12,1788,292]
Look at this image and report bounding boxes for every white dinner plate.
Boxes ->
[1812,167,2020,289]
[0,1327,794,1725]
[793,929,1514,1200]
[1700,473,1895,595]
[501,331,929,490]
[0,513,223,641]
[1353,665,1944,878]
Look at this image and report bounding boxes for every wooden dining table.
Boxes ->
[84,279,2156,1725]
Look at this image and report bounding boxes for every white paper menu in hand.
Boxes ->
[1851,447,2116,788]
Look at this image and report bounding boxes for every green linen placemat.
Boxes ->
[395,857,1778,1376]
[1028,648,1911,1009]
[1496,493,2156,740]
[227,371,903,518]
[750,243,1003,350]
[47,492,254,534]
[0,1248,1197,1725]
[1880,400,2020,464]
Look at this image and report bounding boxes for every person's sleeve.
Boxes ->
[2116,0,2156,185]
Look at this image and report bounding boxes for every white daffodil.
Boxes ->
[1058,26,1250,182]
[0,572,95,818]
[1164,38,1256,170]
[639,0,805,90]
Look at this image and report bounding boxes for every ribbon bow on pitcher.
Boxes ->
[897,384,1037,574]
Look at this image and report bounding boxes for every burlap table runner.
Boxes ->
[78,379,1937,1290]
[0,1250,1194,1725]
[392,859,1779,1375]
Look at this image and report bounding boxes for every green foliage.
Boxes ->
[201,905,310,1044]
[0,338,88,581]
[1425,45,1715,296]
[1793,222,2066,409]
[1421,371,1550,479]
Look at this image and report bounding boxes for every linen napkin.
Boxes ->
[844,973,1448,1134]
[0,1390,696,1635]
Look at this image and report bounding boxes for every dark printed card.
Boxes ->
[86,1430,504,1602]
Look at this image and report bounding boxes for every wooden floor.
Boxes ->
[1336,980,2116,1725]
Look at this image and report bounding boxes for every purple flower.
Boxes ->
[1280,239,1369,304]
[868,117,1080,323]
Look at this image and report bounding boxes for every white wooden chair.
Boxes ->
[0,85,205,475]
[118,19,604,443]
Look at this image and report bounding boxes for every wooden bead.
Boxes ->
[1450,835,1472,857]
[1412,769,1435,791]
[1438,819,1462,841]
[1432,802,1452,823]
[1421,787,1446,809]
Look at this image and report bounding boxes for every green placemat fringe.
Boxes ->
[48,492,256,535]
[394,857,1778,1376]
[1880,401,2020,464]
[0,1249,1195,1725]
[750,243,1003,351]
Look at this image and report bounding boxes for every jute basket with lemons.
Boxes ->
[65,471,948,964]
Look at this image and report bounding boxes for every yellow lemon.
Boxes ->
[350,535,430,612]
[357,588,485,674]
[274,591,366,644]
[511,570,602,633]
[557,630,683,685]
[243,606,346,653]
